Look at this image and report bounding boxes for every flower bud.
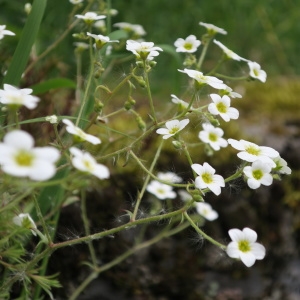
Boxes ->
[172,141,183,150]
[136,116,146,131]
[94,100,104,113]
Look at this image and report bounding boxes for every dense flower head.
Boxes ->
[228,138,279,167]
[174,35,201,53]
[157,171,182,183]
[213,40,246,61]
[0,84,40,109]
[192,163,225,196]
[272,156,292,175]
[156,119,189,139]
[126,40,163,61]
[199,22,227,36]
[178,68,227,90]
[75,12,106,25]
[87,32,119,49]
[226,227,266,267]
[69,147,110,180]
[114,22,146,37]
[62,119,101,145]
[0,25,15,40]
[199,123,228,151]
[13,213,37,236]
[248,61,267,83]
[146,180,176,200]
[243,160,273,189]
[195,202,218,221]
[0,130,60,181]
[208,93,239,122]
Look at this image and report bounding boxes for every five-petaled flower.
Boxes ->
[126,40,163,61]
[13,213,37,236]
[192,162,225,196]
[0,25,15,40]
[146,180,176,200]
[248,61,267,83]
[0,84,40,109]
[228,138,279,167]
[226,227,266,267]
[62,119,101,145]
[208,93,239,122]
[243,160,273,189]
[199,123,228,151]
[272,156,292,175]
[156,119,189,139]
[178,68,227,90]
[75,12,106,25]
[199,22,227,36]
[195,202,218,221]
[174,35,201,53]
[69,147,110,180]
[0,130,60,181]
[87,32,119,49]
[213,40,246,61]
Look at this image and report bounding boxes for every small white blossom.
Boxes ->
[146,180,176,200]
[126,40,163,61]
[195,202,218,221]
[156,119,189,139]
[192,163,225,196]
[157,171,182,183]
[213,40,246,61]
[13,213,37,236]
[70,0,84,4]
[62,119,101,145]
[114,22,146,37]
[87,32,119,49]
[178,190,193,202]
[199,123,228,151]
[243,160,273,189]
[273,156,291,175]
[69,147,109,180]
[171,94,190,110]
[248,61,267,83]
[174,35,201,53]
[0,84,40,109]
[0,130,60,181]
[208,93,239,122]
[45,115,58,124]
[24,3,32,14]
[199,22,227,35]
[221,86,242,98]
[74,42,89,52]
[94,20,106,31]
[228,138,279,167]
[178,68,227,90]
[0,25,15,40]
[226,227,266,267]
[75,12,106,25]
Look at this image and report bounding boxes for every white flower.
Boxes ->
[192,163,225,196]
[62,119,101,145]
[146,180,176,200]
[94,20,106,30]
[178,190,193,202]
[178,68,227,90]
[156,119,189,139]
[195,202,218,221]
[70,0,83,4]
[226,227,266,267]
[157,171,182,183]
[199,22,227,35]
[87,32,119,49]
[272,156,291,175]
[45,115,58,124]
[174,35,201,53]
[13,213,37,236]
[243,160,273,189]
[248,61,267,83]
[69,147,109,180]
[0,25,15,40]
[208,93,239,122]
[228,138,279,167]
[74,42,89,52]
[75,12,106,24]
[126,40,163,61]
[0,84,40,109]
[24,3,32,14]
[114,22,146,37]
[213,40,246,61]
[171,94,190,110]
[199,123,228,151]
[0,130,60,181]
[221,86,242,98]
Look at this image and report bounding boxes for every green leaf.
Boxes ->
[30,78,76,95]
[108,29,129,41]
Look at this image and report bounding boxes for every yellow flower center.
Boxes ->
[253,68,260,77]
[208,133,218,142]
[15,151,34,166]
[238,240,251,252]
[184,43,193,50]
[245,145,261,156]
[216,102,227,113]
[83,159,94,171]
[252,169,263,180]
[202,172,213,184]
[169,126,180,135]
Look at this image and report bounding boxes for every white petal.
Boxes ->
[251,243,266,259]
[226,242,240,258]
[33,147,60,163]
[191,164,203,176]
[4,130,34,149]
[228,228,244,242]
[29,160,57,181]
[240,252,256,267]
[243,228,257,242]
[92,164,110,179]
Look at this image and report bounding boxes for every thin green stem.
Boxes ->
[215,73,249,81]
[197,36,213,70]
